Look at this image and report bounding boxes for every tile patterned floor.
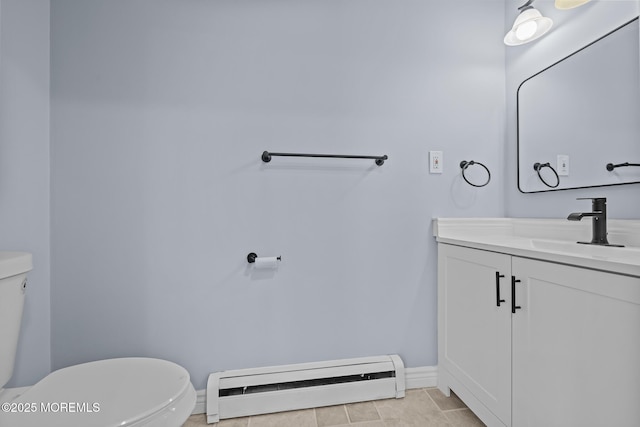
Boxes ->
[182,388,486,427]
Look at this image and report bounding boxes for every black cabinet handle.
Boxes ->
[496,272,505,307]
[511,276,522,314]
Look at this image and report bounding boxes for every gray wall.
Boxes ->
[0,0,50,387]
[505,0,640,218]
[50,0,506,390]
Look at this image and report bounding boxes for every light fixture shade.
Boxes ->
[555,0,590,10]
[504,8,553,46]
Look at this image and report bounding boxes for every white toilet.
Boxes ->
[0,252,196,427]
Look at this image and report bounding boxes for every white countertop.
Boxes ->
[433,218,640,277]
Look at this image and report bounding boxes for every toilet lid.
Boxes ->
[1,358,193,427]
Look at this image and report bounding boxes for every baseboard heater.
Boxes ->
[206,354,405,424]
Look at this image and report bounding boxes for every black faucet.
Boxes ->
[567,197,623,247]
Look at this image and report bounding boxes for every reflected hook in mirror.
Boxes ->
[606,162,640,171]
[533,162,560,188]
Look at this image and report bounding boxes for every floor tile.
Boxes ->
[374,389,452,426]
[315,405,349,427]
[181,388,487,427]
[218,417,251,427]
[346,401,380,423]
[443,409,486,427]
[248,408,317,427]
[426,388,467,411]
[384,419,452,427]
[182,414,249,427]
[182,414,207,427]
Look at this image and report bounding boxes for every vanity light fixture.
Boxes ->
[504,0,553,46]
[555,0,590,10]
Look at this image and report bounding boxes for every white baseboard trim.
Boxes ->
[405,365,438,389]
[191,365,437,415]
[193,389,206,415]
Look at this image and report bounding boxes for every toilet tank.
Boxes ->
[0,252,33,389]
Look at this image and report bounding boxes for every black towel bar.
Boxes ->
[262,151,388,166]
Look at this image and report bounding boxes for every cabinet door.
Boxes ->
[438,244,512,425]
[512,257,640,427]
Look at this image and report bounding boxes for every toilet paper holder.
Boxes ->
[247,252,282,263]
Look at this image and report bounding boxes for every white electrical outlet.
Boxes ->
[430,151,443,174]
[557,155,569,176]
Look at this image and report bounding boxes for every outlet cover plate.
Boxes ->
[430,151,443,174]
[557,154,569,176]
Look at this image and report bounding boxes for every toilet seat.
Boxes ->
[1,357,196,427]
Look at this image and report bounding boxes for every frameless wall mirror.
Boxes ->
[517,17,640,193]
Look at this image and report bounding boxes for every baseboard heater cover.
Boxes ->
[206,355,405,424]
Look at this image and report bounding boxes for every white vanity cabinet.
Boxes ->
[511,257,640,427]
[437,244,512,427]
[438,242,640,427]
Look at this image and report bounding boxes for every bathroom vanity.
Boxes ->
[433,218,640,427]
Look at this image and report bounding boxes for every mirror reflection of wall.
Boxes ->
[517,17,640,193]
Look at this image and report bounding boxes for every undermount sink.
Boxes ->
[530,239,639,260]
